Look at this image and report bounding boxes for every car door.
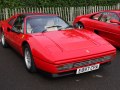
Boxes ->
[81,12,103,31]
[93,12,120,46]
[10,15,25,52]
[4,16,17,45]
[85,12,120,46]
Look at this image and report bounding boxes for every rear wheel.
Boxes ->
[23,44,36,72]
[74,22,84,29]
[1,32,8,48]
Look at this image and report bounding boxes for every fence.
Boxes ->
[0,3,120,23]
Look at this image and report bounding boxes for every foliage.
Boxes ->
[0,0,119,8]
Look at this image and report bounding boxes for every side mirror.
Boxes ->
[12,26,20,34]
[110,19,120,25]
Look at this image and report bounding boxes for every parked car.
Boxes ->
[0,13,116,77]
[73,10,120,47]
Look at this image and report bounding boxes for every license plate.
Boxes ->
[76,64,100,74]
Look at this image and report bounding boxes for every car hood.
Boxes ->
[43,30,98,51]
[31,29,115,64]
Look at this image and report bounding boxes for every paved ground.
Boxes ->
[0,44,120,90]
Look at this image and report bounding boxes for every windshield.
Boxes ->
[26,16,70,33]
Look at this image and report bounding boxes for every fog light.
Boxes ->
[58,64,73,71]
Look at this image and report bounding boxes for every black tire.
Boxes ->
[23,44,36,73]
[94,30,99,34]
[1,32,8,48]
[74,22,84,29]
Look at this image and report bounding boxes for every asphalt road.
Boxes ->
[0,44,120,90]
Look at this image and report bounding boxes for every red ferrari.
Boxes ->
[73,10,120,47]
[0,13,116,77]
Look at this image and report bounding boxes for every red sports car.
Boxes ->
[0,13,116,77]
[73,10,120,47]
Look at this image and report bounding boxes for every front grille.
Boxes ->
[58,55,112,71]
[73,56,110,68]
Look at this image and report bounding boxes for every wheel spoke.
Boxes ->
[25,48,31,69]
[1,33,5,45]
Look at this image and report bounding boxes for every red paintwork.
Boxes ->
[73,10,120,48]
[0,13,116,74]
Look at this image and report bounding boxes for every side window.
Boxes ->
[8,18,16,26]
[100,12,119,23]
[110,14,119,21]
[99,13,108,22]
[13,16,24,33]
[91,13,102,20]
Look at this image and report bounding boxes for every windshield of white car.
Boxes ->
[26,16,71,33]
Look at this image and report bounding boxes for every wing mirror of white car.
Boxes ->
[110,19,120,25]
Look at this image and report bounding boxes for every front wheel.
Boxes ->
[24,44,36,72]
[1,32,8,48]
[74,23,84,29]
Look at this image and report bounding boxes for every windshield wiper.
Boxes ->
[58,25,73,30]
[46,25,62,28]
[46,25,63,31]
[65,25,73,29]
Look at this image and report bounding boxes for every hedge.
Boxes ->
[0,0,119,8]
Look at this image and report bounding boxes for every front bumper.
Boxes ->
[33,50,115,76]
[52,61,111,77]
